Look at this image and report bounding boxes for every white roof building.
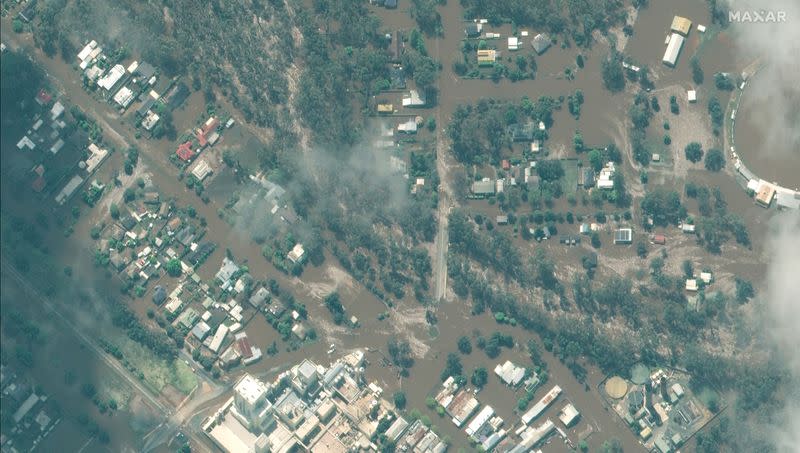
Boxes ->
[84,143,109,173]
[113,86,135,108]
[77,40,97,62]
[288,243,305,263]
[558,403,580,427]
[49,139,65,155]
[55,175,84,205]
[508,36,520,50]
[142,110,160,131]
[97,64,125,91]
[85,65,105,81]
[191,159,212,181]
[465,405,494,437]
[494,360,526,387]
[51,101,65,120]
[663,33,685,67]
[397,119,418,134]
[402,90,426,107]
[687,89,697,103]
[17,136,35,150]
[597,162,616,189]
[209,324,230,353]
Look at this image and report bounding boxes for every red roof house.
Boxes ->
[236,337,253,359]
[195,117,220,147]
[653,234,666,245]
[176,141,195,162]
[36,89,53,106]
[501,159,510,170]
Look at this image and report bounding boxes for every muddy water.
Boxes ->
[0,1,781,452]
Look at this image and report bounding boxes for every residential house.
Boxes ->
[756,184,776,207]
[596,162,616,189]
[477,49,497,66]
[176,141,195,162]
[578,168,595,188]
[532,33,551,54]
[508,122,536,142]
[288,244,305,264]
[97,65,126,92]
[402,90,426,108]
[614,228,633,244]
[465,23,483,38]
[471,179,495,196]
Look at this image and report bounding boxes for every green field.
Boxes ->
[110,335,198,395]
[562,159,580,195]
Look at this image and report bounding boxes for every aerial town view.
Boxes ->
[0,0,798,452]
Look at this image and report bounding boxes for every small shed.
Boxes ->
[671,16,693,36]
[653,234,666,245]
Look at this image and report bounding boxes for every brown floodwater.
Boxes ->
[0,1,784,451]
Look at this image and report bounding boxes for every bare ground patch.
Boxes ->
[294,264,356,300]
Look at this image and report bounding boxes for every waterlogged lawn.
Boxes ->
[110,335,199,395]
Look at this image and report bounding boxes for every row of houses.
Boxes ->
[464,20,551,56]
[76,39,171,133]
[15,90,111,205]
[434,370,582,452]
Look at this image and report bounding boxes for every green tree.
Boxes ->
[636,241,647,258]
[13,19,23,33]
[441,352,463,381]
[588,149,603,172]
[708,96,724,129]
[735,278,755,303]
[166,259,182,277]
[393,391,407,410]
[704,148,725,171]
[457,336,472,354]
[640,189,685,226]
[471,367,489,387]
[690,57,704,85]
[685,142,704,163]
[601,51,625,92]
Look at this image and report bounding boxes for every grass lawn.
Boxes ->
[561,158,580,195]
[111,335,198,395]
